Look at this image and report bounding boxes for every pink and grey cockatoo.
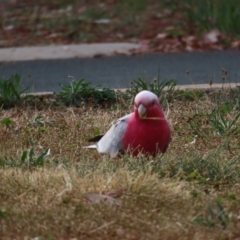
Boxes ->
[83,90,171,157]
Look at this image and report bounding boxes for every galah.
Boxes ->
[83,90,171,157]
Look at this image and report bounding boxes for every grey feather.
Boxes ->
[84,113,132,158]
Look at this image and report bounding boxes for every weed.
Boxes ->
[209,86,240,111]
[0,209,10,219]
[28,115,55,127]
[209,107,240,135]
[56,78,116,107]
[0,74,32,109]
[0,141,50,168]
[0,118,13,129]
[24,144,50,167]
[188,112,211,138]
[126,77,177,105]
[176,89,204,101]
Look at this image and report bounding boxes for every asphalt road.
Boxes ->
[0,50,240,92]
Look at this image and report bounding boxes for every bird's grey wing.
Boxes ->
[97,113,132,157]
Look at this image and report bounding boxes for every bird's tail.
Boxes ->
[82,145,97,149]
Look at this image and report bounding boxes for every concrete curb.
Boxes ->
[26,83,240,96]
[176,83,240,90]
[0,43,140,62]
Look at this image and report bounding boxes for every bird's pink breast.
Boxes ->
[122,114,171,157]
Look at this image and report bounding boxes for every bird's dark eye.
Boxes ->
[151,101,155,106]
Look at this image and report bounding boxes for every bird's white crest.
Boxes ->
[134,90,158,105]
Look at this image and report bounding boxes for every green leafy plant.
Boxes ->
[189,90,240,137]
[126,77,177,105]
[209,86,240,112]
[28,115,55,127]
[21,143,50,167]
[56,78,116,107]
[0,118,13,129]
[188,112,211,138]
[0,209,10,219]
[176,89,204,101]
[209,108,240,135]
[0,141,50,168]
[0,74,32,109]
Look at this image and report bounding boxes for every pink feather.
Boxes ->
[122,90,171,157]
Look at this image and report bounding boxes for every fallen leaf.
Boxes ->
[45,33,62,39]
[184,35,196,43]
[116,226,127,236]
[77,6,86,14]
[232,41,240,48]
[104,188,126,198]
[185,45,193,51]
[156,33,167,39]
[4,25,14,31]
[136,39,150,53]
[85,193,121,206]
[94,19,111,24]
[203,29,220,43]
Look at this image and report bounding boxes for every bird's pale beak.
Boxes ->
[138,104,146,119]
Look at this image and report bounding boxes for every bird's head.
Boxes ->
[134,90,165,120]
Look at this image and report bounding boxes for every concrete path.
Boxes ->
[0,43,239,93]
[0,43,140,61]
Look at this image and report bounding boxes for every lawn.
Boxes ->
[1,0,240,238]
[1,78,240,239]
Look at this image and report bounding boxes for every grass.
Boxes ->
[180,0,240,36]
[1,0,240,49]
[1,83,240,239]
[0,0,156,46]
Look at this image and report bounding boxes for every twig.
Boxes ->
[89,221,115,234]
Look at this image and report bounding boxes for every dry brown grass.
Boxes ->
[1,94,240,239]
